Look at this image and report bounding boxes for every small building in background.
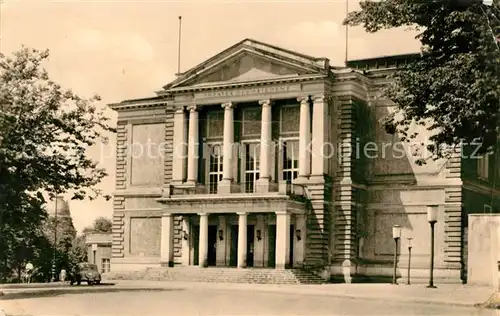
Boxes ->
[85,233,112,273]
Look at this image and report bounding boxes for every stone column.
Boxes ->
[275,211,291,269]
[160,213,175,267]
[172,107,187,184]
[198,213,209,267]
[256,99,272,193]
[186,105,199,185]
[181,216,190,266]
[219,102,236,194]
[311,94,327,179]
[298,96,311,180]
[237,212,248,268]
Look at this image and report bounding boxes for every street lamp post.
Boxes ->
[427,205,438,289]
[392,224,402,285]
[51,197,58,282]
[407,237,413,285]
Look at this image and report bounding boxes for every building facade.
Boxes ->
[85,233,112,274]
[109,39,500,283]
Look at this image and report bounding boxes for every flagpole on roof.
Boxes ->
[344,0,349,66]
[177,16,182,76]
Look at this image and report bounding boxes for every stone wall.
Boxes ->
[467,214,500,289]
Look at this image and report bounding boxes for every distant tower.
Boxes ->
[46,195,71,219]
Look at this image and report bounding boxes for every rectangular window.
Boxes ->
[477,154,490,180]
[282,140,299,182]
[207,143,223,193]
[207,111,224,138]
[280,105,300,134]
[244,143,260,193]
[242,108,262,136]
[101,258,110,273]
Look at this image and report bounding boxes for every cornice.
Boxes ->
[108,99,170,112]
[157,74,328,96]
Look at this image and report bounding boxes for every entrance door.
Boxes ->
[247,225,255,267]
[268,225,276,268]
[208,225,217,266]
[192,225,200,266]
[289,224,294,268]
[229,225,238,267]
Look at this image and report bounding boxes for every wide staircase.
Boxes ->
[105,267,325,284]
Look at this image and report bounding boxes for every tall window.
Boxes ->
[477,154,490,180]
[208,144,223,193]
[244,143,260,193]
[101,258,110,273]
[282,140,299,182]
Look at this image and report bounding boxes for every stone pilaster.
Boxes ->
[172,106,187,184]
[333,96,358,282]
[163,110,174,186]
[444,146,464,278]
[115,122,128,190]
[160,214,175,267]
[111,211,125,258]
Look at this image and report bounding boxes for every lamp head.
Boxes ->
[392,225,402,239]
[427,205,438,223]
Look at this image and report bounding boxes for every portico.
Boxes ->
[157,194,308,269]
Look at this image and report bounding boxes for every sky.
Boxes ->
[0,0,421,233]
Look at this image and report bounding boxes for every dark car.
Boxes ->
[69,263,101,285]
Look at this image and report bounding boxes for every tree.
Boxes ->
[344,0,500,163]
[0,47,114,280]
[82,217,112,236]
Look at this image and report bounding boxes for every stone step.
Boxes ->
[106,267,326,285]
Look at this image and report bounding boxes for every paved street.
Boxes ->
[1,283,497,316]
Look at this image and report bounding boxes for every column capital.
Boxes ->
[236,212,247,216]
[198,212,209,217]
[187,104,197,112]
[259,99,272,107]
[162,213,174,218]
[275,211,290,216]
[174,106,185,113]
[221,102,234,110]
[297,96,310,104]
[312,94,326,103]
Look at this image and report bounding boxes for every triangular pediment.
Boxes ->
[163,39,330,90]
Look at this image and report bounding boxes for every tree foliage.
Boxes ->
[0,47,114,281]
[85,217,113,235]
[345,0,500,162]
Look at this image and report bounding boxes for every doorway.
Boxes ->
[268,225,276,268]
[192,225,199,266]
[247,225,255,267]
[208,225,217,266]
[289,224,294,268]
[229,225,238,267]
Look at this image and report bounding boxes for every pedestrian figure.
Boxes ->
[59,268,67,282]
[25,262,34,284]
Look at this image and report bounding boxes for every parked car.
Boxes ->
[69,263,101,285]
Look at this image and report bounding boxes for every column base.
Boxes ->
[255,178,272,193]
[218,179,239,195]
[308,174,326,184]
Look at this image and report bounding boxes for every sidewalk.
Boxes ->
[0,279,494,308]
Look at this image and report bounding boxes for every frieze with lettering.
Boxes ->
[195,85,301,100]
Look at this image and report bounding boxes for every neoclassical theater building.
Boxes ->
[108,39,499,283]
